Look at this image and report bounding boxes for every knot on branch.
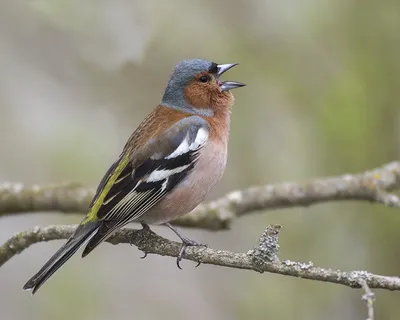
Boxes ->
[346,270,373,288]
[248,225,281,270]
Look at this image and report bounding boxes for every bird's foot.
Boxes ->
[139,223,151,259]
[177,238,207,270]
[165,223,207,269]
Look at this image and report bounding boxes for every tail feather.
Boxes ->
[23,221,100,294]
[81,220,121,258]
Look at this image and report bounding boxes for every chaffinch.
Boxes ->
[24,58,245,294]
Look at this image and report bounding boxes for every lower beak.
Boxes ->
[217,63,246,92]
[220,81,246,92]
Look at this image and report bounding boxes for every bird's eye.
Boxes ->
[199,75,209,83]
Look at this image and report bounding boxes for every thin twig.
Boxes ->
[1,161,400,230]
[360,280,375,320]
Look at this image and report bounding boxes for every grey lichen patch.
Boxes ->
[282,260,314,270]
[349,270,373,284]
[249,225,281,269]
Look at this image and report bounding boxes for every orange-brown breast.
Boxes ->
[205,91,233,144]
[184,79,234,144]
[123,101,233,224]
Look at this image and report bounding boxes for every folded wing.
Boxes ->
[82,116,209,256]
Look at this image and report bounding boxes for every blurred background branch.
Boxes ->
[1,224,400,293]
[1,161,400,230]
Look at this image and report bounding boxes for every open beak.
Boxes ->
[217,63,246,92]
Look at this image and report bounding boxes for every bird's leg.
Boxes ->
[165,223,207,269]
[141,223,150,231]
[139,223,151,259]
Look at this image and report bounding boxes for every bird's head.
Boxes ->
[161,59,245,116]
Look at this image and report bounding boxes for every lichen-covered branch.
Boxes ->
[1,224,400,292]
[1,162,400,230]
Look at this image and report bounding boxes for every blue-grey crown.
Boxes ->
[169,59,214,85]
[161,59,215,115]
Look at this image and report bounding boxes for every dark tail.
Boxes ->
[23,221,101,295]
[81,220,121,258]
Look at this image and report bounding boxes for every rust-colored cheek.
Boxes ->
[184,81,235,115]
[212,91,234,110]
[184,82,212,109]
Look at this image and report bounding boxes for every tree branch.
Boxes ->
[1,224,400,292]
[360,280,375,320]
[2,162,400,296]
[1,162,400,230]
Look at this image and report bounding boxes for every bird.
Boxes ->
[23,58,245,294]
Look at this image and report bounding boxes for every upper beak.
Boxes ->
[217,63,246,92]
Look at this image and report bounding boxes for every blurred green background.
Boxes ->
[1,0,400,319]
